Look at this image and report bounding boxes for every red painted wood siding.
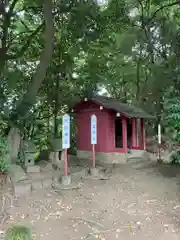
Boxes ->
[75,101,109,152]
[74,100,144,153]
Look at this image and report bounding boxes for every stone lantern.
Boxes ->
[23,140,39,173]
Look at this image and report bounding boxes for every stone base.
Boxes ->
[77,150,127,164]
[60,175,71,185]
[77,150,149,165]
[128,149,147,158]
[89,167,100,177]
[26,165,40,173]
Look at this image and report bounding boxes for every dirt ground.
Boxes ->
[2,161,180,240]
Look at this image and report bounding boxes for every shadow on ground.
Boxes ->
[141,162,180,178]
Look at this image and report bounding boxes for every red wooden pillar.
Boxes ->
[141,119,146,150]
[131,119,136,148]
[122,118,127,153]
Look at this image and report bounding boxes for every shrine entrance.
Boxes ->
[115,118,122,148]
[127,119,132,149]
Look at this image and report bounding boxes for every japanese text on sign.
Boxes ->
[91,114,97,144]
[62,114,70,149]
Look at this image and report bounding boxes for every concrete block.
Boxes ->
[26,165,40,173]
[14,182,31,196]
[89,167,100,177]
[60,175,71,186]
[31,180,43,190]
[42,178,52,188]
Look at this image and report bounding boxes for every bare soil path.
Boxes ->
[2,161,180,240]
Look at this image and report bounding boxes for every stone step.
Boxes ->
[127,150,149,160]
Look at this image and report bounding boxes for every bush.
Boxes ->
[0,137,10,173]
[164,88,180,164]
[5,226,32,240]
[170,151,180,164]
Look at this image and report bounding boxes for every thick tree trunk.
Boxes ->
[10,0,54,121]
[27,0,54,96]
[136,59,140,102]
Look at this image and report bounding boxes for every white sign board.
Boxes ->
[62,114,70,149]
[158,124,161,145]
[91,114,97,144]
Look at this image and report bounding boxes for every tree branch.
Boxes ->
[7,21,45,59]
[19,19,31,31]
[148,1,180,24]
[2,0,19,48]
[8,0,19,15]
[0,0,19,79]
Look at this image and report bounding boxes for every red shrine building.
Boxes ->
[70,96,154,164]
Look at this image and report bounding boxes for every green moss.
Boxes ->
[5,226,32,240]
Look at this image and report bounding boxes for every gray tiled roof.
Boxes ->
[90,96,154,119]
[72,95,155,119]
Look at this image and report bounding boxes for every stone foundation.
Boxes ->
[128,150,149,161]
[77,150,148,165]
[77,150,127,164]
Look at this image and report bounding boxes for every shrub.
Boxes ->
[0,137,10,173]
[170,151,180,164]
[164,88,180,164]
[5,226,32,240]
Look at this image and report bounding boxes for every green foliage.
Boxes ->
[164,88,180,164]
[0,137,11,173]
[1,0,180,154]
[164,89,180,143]
[5,226,32,240]
[170,151,180,165]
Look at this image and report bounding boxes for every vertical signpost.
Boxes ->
[62,114,70,176]
[158,123,162,162]
[91,114,97,168]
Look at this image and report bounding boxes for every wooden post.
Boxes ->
[122,118,127,153]
[92,144,95,168]
[64,149,68,176]
[141,119,146,150]
[91,114,97,168]
[62,114,70,177]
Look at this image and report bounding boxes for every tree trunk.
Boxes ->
[10,0,54,121]
[136,59,140,102]
[54,77,59,138]
[27,0,54,96]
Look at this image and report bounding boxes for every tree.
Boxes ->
[0,0,54,124]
